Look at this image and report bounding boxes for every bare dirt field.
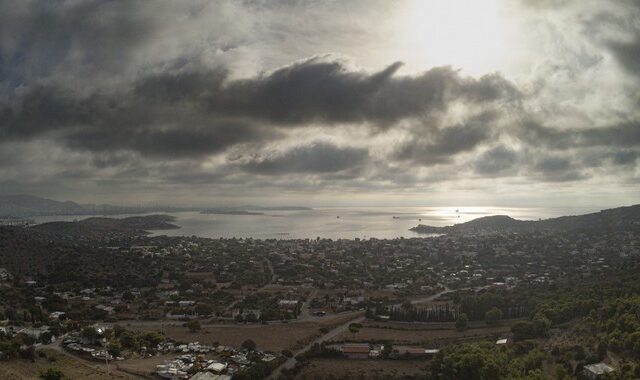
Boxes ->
[128,312,362,353]
[0,348,140,380]
[131,322,317,352]
[115,353,182,378]
[297,358,429,379]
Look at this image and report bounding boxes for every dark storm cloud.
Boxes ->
[62,121,273,159]
[205,59,519,125]
[394,112,496,166]
[531,156,589,182]
[134,69,229,104]
[608,36,640,76]
[474,146,518,175]
[395,124,491,165]
[584,0,640,78]
[0,84,278,159]
[0,85,112,139]
[133,58,519,126]
[0,57,517,158]
[0,0,638,200]
[518,121,640,150]
[0,0,156,85]
[612,150,638,166]
[242,142,368,175]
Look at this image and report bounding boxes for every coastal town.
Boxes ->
[1,208,640,379]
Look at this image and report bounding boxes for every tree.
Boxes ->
[349,323,362,339]
[107,341,122,357]
[401,300,413,311]
[485,307,503,325]
[39,331,53,344]
[512,318,548,341]
[19,344,36,361]
[382,341,393,358]
[241,339,257,351]
[119,331,138,349]
[456,313,468,331]
[185,320,201,332]
[113,324,126,338]
[40,368,66,380]
[195,303,213,317]
[81,326,99,344]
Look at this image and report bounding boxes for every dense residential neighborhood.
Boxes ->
[1,209,640,378]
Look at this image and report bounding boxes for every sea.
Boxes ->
[30,206,603,240]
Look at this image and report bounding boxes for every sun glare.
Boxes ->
[400,0,516,76]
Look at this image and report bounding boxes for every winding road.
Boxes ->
[267,313,365,379]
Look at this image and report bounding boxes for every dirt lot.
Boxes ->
[297,358,429,379]
[128,312,362,352]
[0,349,140,380]
[115,353,183,378]
[130,322,316,352]
[330,319,515,344]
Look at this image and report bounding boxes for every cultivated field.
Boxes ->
[297,358,429,379]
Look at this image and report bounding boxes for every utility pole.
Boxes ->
[104,337,110,376]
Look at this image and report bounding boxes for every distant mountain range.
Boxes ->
[0,194,160,218]
[410,204,640,235]
[0,194,313,218]
[0,194,87,217]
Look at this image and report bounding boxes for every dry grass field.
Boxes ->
[297,358,429,379]
[0,349,140,380]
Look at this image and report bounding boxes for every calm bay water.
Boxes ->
[33,206,603,240]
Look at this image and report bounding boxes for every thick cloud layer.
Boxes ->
[0,0,638,206]
[1,59,517,159]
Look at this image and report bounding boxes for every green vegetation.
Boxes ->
[431,342,549,380]
[485,306,503,325]
[39,368,66,380]
[185,320,201,332]
[455,313,468,331]
[241,339,257,351]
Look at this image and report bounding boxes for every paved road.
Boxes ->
[267,313,365,379]
[296,289,318,321]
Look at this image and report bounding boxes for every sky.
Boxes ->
[0,0,639,208]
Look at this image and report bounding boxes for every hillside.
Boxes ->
[32,214,179,238]
[0,225,162,288]
[410,204,640,234]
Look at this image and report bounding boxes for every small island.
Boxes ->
[201,209,265,216]
[201,206,312,215]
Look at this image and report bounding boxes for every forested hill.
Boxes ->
[410,204,640,235]
[32,214,178,238]
[0,224,163,288]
